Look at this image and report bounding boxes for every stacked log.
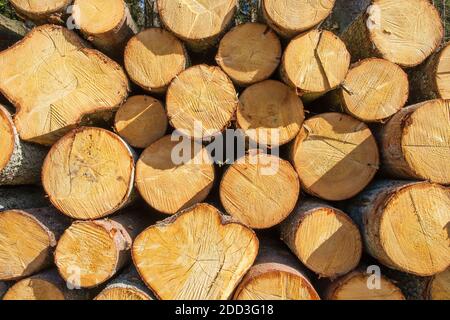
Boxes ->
[9,0,72,24]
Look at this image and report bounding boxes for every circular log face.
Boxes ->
[73,0,125,35]
[125,28,187,93]
[166,65,237,139]
[42,127,135,219]
[10,0,70,15]
[294,207,362,278]
[368,0,443,67]
[0,210,53,280]
[342,58,408,122]
[429,268,450,300]
[55,221,119,288]
[114,95,168,149]
[282,30,350,96]
[95,287,152,300]
[216,23,281,86]
[436,45,450,99]
[220,153,300,229]
[327,272,405,300]
[0,105,14,172]
[237,80,305,146]
[136,135,215,214]
[291,113,379,201]
[379,183,450,276]
[157,0,236,43]
[132,204,259,300]
[401,100,450,184]
[3,278,64,300]
[262,0,335,37]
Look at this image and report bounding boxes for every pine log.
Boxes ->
[2,269,92,300]
[237,80,304,146]
[322,58,409,122]
[216,22,281,86]
[341,0,443,68]
[166,65,238,140]
[133,203,259,300]
[0,186,48,211]
[157,0,237,51]
[410,42,450,102]
[323,269,405,300]
[0,24,129,146]
[261,0,335,38]
[136,135,215,215]
[73,0,138,57]
[378,99,450,184]
[10,0,72,24]
[0,104,47,185]
[347,180,450,276]
[55,210,150,288]
[281,30,350,102]
[124,28,189,93]
[94,266,154,300]
[42,127,136,220]
[280,199,362,279]
[429,268,450,300]
[290,113,379,201]
[233,237,320,300]
[0,14,28,50]
[0,208,70,281]
[220,152,300,229]
[114,95,168,149]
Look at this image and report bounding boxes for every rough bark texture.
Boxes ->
[323,0,370,34]
[0,186,48,210]
[0,13,28,50]
[382,268,432,300]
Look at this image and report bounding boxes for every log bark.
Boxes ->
[136,135,215,215]
[95,266,155,300]
[236,80,305,146]
[341,0,444,68]
[114,95,168,149]
[0,24,129,146]
[2,269,92,300]
[0,14,28,50]
[233,237,320,300]
[0,104,47,185]
[281,30,350,102]
[377,99,450,185]
[166,65,238,140]
[0,207,70,281]
[73,0,138,58]
[132,203,259,300]
[124,28,189,93]
[319,58,409,122]
[55,210,151,289]
[409,42,450,102]
[323,0,370,34]
[290,112,379,201]
[280,199,362,279]
[42,127,136,220]
[346,180,450,276]
[216,22,281,87]
[10,0,72,25]
[0,186,48,211]
[157,0,237,51]
[260,0,335,38]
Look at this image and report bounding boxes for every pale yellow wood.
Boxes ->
[429,268,450,300]
[0,105,14,171]
[436,45,450,99]
[237,80,305,146]
[95,287,151,300]
[132,203,259,300]
[114,95,168,149]
[10,0,71,23]
[3,278,64,300]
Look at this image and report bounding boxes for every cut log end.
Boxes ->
[341,58,408,122]
[124,28,188,93]
[291,113,379,201]
[216,23,281,86]
[281,30,350,100]
[262,0,335,38]
[429,268,450,300]
[166,65,237,140]
[95,287,151,300]
[132,203,259,300]
[220,152,300,229]
[435,45,450,99]
[237,80,305,146]
[42,127,135,220]
[3,278,65,300]
[114,95,168,149]
[136,135,215,215]
[10,0,71,23]
[0,105,15,172]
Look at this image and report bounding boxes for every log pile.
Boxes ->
[0,0,448,301]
